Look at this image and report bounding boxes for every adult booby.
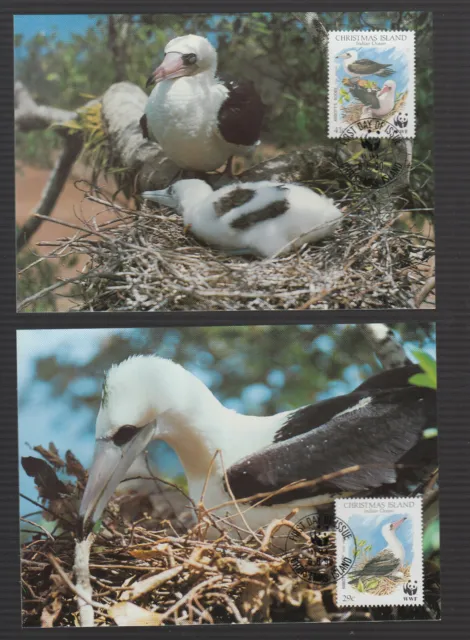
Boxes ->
[337,50,395,78]
[142,179,342,258]
[79,346,436,538]
[141,34,265,174]
[348,517,407,584]
[366,80,396,118]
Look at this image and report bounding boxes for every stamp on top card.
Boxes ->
[335,497,423,606]
[328,31,415,138]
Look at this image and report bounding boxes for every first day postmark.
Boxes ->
[328,31,415,138]
[336,497,424,607]
[285,512,357,586]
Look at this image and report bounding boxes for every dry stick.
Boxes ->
[47,552,104,611]
[206,464,361,512]
[31,212,112,241]
[414,275,436,308]
[17,135,83,252]
[17,269,119,312]
[297,212,404,309]
[218,450,262,544]
[19,492,76,528]
[159,575,222,622]
[73,535,97,627]
[20,517,54,541]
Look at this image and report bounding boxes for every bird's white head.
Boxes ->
[79,355,223,529]
[381,516,406,545]
[377,79,396,97]
[142,179,213,214]
[336,50,357,61]
[146,35,217,87]
[79,356,193,527]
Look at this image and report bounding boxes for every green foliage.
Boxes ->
[409,350,437,390]
[423,519,439,557]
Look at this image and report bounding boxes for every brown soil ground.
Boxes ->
[16,162,128,311]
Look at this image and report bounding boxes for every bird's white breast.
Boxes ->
[145,77,236,171]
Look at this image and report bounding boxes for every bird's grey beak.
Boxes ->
[146,52,189,87]
[391,516,407,530]
[336,53,348,59]
[79,422,155,527]
[142,189,177,208]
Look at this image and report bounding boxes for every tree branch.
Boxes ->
[16,132,83,252]
[15,81,77,132]
[100,82,180,191]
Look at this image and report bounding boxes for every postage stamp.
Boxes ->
[328,31,415,138]
[336,497,423,606]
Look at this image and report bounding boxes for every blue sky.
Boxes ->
[14,15,98,41]
[347,512,414,566]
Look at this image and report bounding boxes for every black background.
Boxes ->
[1,0,469,637]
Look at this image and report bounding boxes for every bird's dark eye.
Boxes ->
[112,425,138,446]
[182,53,197,66]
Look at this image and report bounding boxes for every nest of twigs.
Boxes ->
[341,91,408,127]
[31,178,435,312]
[21,443,441,627]
[19,444,342,626]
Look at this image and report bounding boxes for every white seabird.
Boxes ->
[348,517,407,584]
[141,34,265,174]
[79,343,436,539]
[337,50,395,78]
[366,79,396,118]
[142,179,342,258]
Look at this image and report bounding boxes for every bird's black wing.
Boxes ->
[140,114,150,140]
[216,75,265,147]
[349,549,401,579]
[226,380,436,505]
[274,364,423,442]
[349,86,380,109]
[350,59,392,74]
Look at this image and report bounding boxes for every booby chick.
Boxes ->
[141,34,265,174]
[142,179,342,258]
[80,353,436,539]
[337,50,395,78]
[348,517,407,584]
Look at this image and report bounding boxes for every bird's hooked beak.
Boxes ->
[146,52,191,87]
[141,188,177,208]
[391,516,407,531]
[377,83,394,97]
[336,53,349,59]
[79,422,155,528]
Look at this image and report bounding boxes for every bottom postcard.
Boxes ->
[18,323,439,626]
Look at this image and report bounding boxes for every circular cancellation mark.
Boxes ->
[335,118,409,191]
[285,513,357,585]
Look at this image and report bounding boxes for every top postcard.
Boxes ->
[15,12,434,312]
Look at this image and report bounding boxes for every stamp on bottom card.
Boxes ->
[335,497,423,606]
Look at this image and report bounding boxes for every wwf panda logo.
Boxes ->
[394,112,408,128]
[403,580,418,595]
[361,129,381,154]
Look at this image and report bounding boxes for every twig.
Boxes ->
[16,134,83,252]
[73,534,97,626]
[414,275,435,308]
[20,517,54,541]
